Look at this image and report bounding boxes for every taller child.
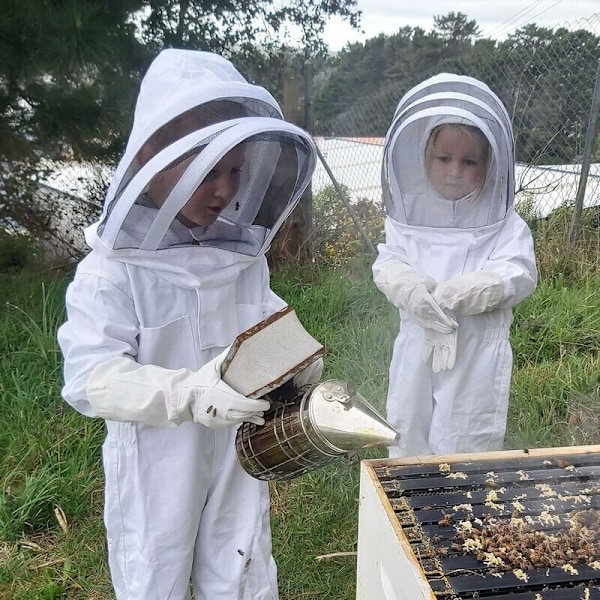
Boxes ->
[58,50,319,600]
[373,74,537,458]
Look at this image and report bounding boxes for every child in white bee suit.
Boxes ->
[57,49,322,600]
[373,73,537,458]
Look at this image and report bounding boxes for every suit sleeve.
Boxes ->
[57,265,139,418]
[483,210,538,309]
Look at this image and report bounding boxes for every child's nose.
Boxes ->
[449,161,462,176]
[214,175,237,201]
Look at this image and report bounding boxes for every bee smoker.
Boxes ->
[221,306,401,481]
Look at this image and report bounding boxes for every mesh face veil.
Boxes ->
[382,73,514,229]
[95,50,316,257]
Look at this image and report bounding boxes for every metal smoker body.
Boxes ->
[235,379,400,481]
[224,306,400,481]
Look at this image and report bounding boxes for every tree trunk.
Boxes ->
[269,68,312,267]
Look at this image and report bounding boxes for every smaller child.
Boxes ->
[425,123,489,202]
[373,73,537,458]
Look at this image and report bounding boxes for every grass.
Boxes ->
[1,255,599,599]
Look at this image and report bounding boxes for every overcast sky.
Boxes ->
[323,0,600,51]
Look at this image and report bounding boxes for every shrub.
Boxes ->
[311,185,384,265]
[0,234,38,273]
[529,205,600,282]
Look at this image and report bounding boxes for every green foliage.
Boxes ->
[0,276,104,543]
[271,463,361,599]
[143,0,360,57]
[0,0,147,163]
[311,185,384,266]
[313,15,600,166]
[512,277,600,365]
[1,259,599,597]
[528,206,600,282]
[0,234,38,274]
[1,0,360,164]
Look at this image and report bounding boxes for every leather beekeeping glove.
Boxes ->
[422,327,458,374]
[373,261,458,333]
[433,272,505,316]
[293,356,324,389]
[86,347,270,428]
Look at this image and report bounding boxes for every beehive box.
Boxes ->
[356,445,600,600]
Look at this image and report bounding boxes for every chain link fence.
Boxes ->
[12,14,600,266]
[311,13,600,258]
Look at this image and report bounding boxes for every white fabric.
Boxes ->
[102,420,277,600]
[86,224,264,350]
[382,74,514,229]
[56,49,317,600]
[422,328,457,373]
[104,50,282,217]
[98,49,315,257]
[434,271,505,316]
[375,73,537,459]
[372,259,457,333]
[58,249,284,599]
[86,350,270,428]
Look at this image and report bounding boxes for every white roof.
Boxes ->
[314,137,600,218]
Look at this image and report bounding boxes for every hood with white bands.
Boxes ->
[382,73,515,229]
[93,49,316,261]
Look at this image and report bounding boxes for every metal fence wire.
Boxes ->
[311,13,600,250]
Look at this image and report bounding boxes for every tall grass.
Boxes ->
[1,251,599,598]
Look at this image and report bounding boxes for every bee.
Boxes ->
[438,513,453,527]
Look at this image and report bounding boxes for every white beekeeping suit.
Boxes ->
[57,49,316,600]
[373,73,537,458]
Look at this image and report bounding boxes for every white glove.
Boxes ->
[434,272,505,316]
[373,261,457,333]
[422,328,458,373]
[86,348,270,428]
[293,357,324,388]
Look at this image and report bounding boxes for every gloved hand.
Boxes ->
[293,356,324,388]
[422,327,458,373]
[373,261,457,333]
[86,347,270,428]
[433,272,505,316]
[180,349,270,428]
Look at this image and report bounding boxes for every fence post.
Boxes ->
[570,58,600,244]
[279,69,311,261]
[304,60,314,256]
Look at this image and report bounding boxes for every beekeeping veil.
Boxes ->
[382,73,514,229]
[90,49,315,258]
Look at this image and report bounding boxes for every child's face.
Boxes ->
[148,145,245,227]
[426,126,488,200]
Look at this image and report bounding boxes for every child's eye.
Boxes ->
[464,159,479,167]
